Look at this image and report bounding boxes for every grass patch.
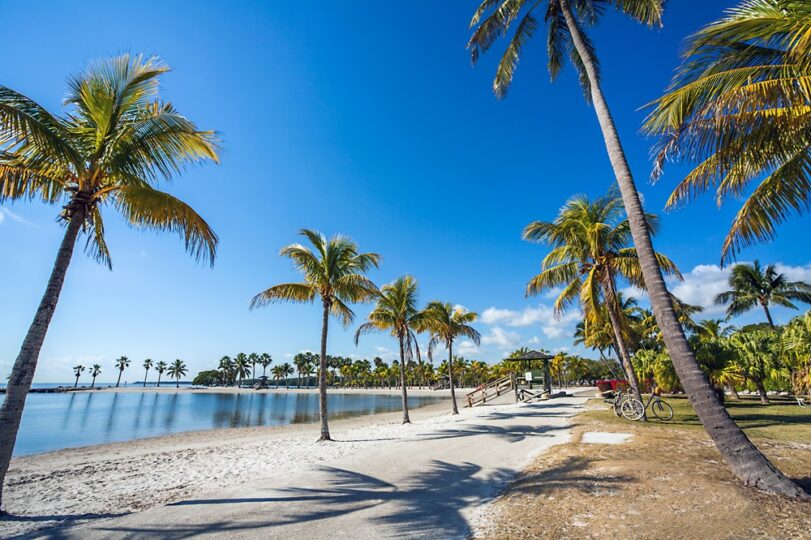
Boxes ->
[582,395,811,443]
[476,396,811,539]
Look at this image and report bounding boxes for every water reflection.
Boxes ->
[15,391,446,456]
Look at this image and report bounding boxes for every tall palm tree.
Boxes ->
[280,362,294,388]
[72,365,85,388]
[260,353,273,378]
[356,275,424,424]
[218,355,234,386]
[270,365,285,387]
[468,0,806,496]
[714,260,811,327]
[234,353,251,387]
[250,229,380,441]
[248,353,259,382]
[114,356,130,388]
[0,54,219,509]
[90,364,102,388]
[167,359,188,389]
[142,358,153,388]
[644,0,811,264]
[155,361,167,388]
[422,302,481,415]
[293,353,310,388]
[524,191,680,406]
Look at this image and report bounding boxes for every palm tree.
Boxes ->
[142,358,153,388]
[90,364,102,388]
[293,353,310,388]
[280,362,294,388]
[422,302,481,415]
[467,0,805,496]
[524,191,680,406]
[0,54,219,508]
[260,353,273,378]
[114,356,130,388]
[250,229,380,441]
[155,361,168,388]
[72,365,85,388]
[730,329,786,404]
[218,355,234,386]
[644,0,811,264]
[167,359,188,389]
[356,275,424,424]
[248,353,259,382]
[270,365,285,387]
[234,353,251,387]
[715,261,811,327]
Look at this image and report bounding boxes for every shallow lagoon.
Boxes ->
[14,390,445,455]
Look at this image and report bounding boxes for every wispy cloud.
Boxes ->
[0,207,36,227]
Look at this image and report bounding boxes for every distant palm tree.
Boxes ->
[167,359,188,389]
[259,353,272,378]
[218,355,234,386]
[644,0,811,264]
[466,0,804,497]
[234,353,250,387]
[697,320,735,341]
[355,275,424,424]
[270,365,284,387]
[155,361,168,388]
[72,365,85,388]
[523,191,680,406]
[0,54,219,509]
[715,261,811,327]
[90,364,102,388]
[279,362,294,388]
[142,359,153,388]
[422,302,480,415]
[250,229,380,441]
[114,356,130,388]
[248,353,259,382]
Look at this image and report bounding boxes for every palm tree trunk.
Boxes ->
[399,333,411,424]
[92,376,97,388]
[448,342,459,415]
[176,377,179,389]
[559,0,806,498]
[762,303,775,328]
[74,375,80,388]
[726,382,740,401]
[318,301,331,441]
[116,370,123,388]
[157,373,162,388]
[604,277,645,417]
[0,209,84,512]
[755,379,769,405]
[143,369,148,388]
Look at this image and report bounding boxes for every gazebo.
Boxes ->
[505,350,554,396]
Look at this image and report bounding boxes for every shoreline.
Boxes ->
[1,395,495,537]
[2,395,585,538]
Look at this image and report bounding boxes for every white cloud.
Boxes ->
[456,340,481,356]
[775,263,811,283]
[668,264,733,315]
[481,327,522,350]
[528,336,541,345]
[480,307,515,325]
[0,207,34,227]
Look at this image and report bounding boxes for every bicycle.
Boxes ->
[620,389,674,421]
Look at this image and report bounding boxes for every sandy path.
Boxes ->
[25,396,586,539]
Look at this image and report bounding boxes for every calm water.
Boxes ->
[12,391,445,456]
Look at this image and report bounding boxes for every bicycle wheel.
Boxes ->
[651,399,674,421]
[621,398,644,421]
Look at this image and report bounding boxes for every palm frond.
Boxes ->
[249,283,315,310]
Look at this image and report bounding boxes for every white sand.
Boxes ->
[1,394,587,538]
[581,431,633,444]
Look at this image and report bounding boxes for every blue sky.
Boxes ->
[1,1,809,383]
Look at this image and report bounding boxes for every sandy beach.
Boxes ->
[0,391,587,538]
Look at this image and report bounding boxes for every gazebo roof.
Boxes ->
[505,350,554,362]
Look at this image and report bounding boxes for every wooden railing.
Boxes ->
[465,374,514,407]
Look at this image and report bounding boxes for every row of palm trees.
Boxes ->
[469,0,809,497]
[250,229,481,432]
[0,0,807,510]
[70,358,189,389]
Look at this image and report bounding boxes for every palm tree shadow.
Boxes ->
[417,422,573,443]
[509,455,633,496]
[4,511,131,540]
[87,461,516,539]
